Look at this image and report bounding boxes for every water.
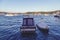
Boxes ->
[0,15,60,40]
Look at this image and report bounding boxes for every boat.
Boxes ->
[54,15,60,18]
[36,22,49,33]
[5,14,14,16]
[54,13,60,18]
[20,17,36,33]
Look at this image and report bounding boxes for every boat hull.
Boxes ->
[36,24,49,33]
[20,26,36,33]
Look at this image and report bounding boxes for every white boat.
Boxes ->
[36,22,49,33]
[5,14,14,16]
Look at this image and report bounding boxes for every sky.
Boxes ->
[0,0,60,12]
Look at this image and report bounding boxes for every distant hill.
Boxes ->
[0,10,60,14]
[26,10,60,14]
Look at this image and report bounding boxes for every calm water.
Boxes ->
[0,15,60,40]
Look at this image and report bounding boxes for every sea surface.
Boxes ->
[0,15,60,40]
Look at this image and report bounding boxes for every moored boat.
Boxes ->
[20,17,36,33]
[54,15,60,18]
[36,22,49,33]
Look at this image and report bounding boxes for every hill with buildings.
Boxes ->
[0,10,60,16]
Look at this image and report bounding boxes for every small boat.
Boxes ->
[54,15,60,18]
[20,17,36,33]
[54,15,59,17]
[36,22,49,33]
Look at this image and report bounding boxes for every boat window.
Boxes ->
[22,19,27,26]
[28,19,34,26]
[22,18,34,26]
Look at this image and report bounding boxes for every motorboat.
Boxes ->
[36,22,49,33]
[20,17,36,33]
[54,14,60,18]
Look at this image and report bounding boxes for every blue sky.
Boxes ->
[0,0,60,12]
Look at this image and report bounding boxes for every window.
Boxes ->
[28,19,34,26]
[22,18,34,26]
